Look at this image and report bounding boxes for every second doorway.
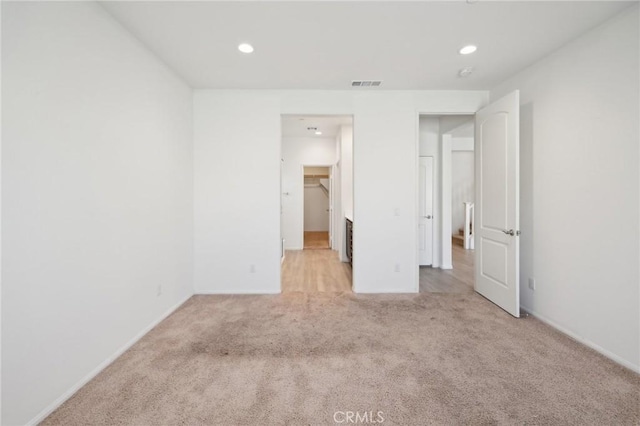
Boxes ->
[303,166,331,250]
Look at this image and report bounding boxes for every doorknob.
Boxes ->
[425,215,432,219]
[502,229,520,236]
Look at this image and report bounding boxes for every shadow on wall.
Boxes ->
[519,102,535,309]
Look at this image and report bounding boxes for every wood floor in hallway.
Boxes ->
[303,231,330,249]
[420,244,475,293]
[281,249,352,293]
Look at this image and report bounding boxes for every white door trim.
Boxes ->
[441,134,453,269]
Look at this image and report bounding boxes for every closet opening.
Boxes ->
[303,166,331,250]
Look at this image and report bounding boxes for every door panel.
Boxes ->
[475,91,520,317]
[480,239,508,287]
[419,156,434,266]
[480,113,509,230]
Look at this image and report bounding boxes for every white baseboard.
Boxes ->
[521,304,640,374]
[440,264,453,270]
[27,294,193,426]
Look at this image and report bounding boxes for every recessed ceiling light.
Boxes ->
[315,131,322,135]
[238,43,254,54]
[459,45,477,55]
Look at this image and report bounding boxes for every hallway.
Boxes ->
[281,250,352,293]
[420,245,474,293]
[303,231,330,249]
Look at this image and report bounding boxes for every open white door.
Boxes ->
[418,156,434,266]
[474,91,520,317]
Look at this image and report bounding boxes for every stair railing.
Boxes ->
[463,202,474,250]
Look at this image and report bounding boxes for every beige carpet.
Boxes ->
[43,293,639,425]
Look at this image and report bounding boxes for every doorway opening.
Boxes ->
[280,114,354,293]
[417,91,521,318]
[303,166,331,250]
[418,114,475,294]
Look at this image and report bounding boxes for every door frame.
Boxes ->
[300,164,335,250]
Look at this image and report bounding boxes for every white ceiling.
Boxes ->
[282,115,352,138]
[101,1,634,90]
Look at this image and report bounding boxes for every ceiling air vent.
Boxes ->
[351,80,383,88]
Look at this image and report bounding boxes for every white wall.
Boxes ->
[338,125,353,261]
[2,3,194,425]
[194,92,281,294]
[452,137,474,151]
[281,137,336,249]
[440,134,453,269]
[340,125,354,220]
[451,150,474,234]
[354,93,419,289]
[491,6,640,371]
[0,3,4,422]
[304,186,330,232]
[194,90,488,294]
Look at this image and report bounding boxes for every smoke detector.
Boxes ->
[458,67,475,78]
